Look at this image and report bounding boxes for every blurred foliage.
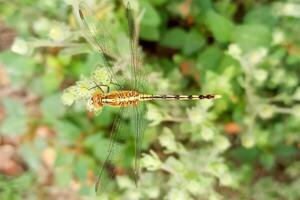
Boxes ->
[0,0,300,199]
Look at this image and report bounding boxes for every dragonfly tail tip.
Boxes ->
[215,95,222,99]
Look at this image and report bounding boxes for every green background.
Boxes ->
[0,0,300,199]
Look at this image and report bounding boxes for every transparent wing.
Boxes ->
[95,107,128,193]
[77,2,121,87]
[95,106,144,191]
[132,103,148,185]
[126,2,144,91]
[94,106,148,192]
[126,2,149,185]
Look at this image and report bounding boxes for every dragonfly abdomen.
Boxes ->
[140,94,221,101]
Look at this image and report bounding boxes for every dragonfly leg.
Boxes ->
[89,85,104,93]
[102,84,110,93]
[110,81,122,88]
[89,80,110,93]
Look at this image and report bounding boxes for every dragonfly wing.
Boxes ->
[133,103,148,185]
[126,2,149,185]
[77,2,121,88]
[126,2,144,91]
[133,105,141,184]
[95,107,127,193]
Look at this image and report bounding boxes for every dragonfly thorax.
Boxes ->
[92,90,140,109]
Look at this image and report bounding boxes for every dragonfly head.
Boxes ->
[91,93,103,110]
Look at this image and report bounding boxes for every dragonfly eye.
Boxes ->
[91,96,98,105]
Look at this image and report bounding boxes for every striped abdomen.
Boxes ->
[139,94,221,101]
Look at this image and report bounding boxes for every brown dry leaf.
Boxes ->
[1,160,24,176]
[282,43,300,56]
[87,111,94,119]
[114,166,126,176]
[178,0,192,18]
[87,169,95,185]
[46,186,82,200]
[180,61,191,75]
[0,21,16,52]
[1,136,21,146]
[0,64,10,86]
[179,61,200,82]
[0,105,5,122]
[186,15,195,26]
[230,95,239,103]
[36,125,56,138]
[70,179,81,191]
[0,145,24,176]
[42,147,56,168]
[224,122,242,135]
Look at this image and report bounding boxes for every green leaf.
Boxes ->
[275,145,298,159]
[84,133,110,161]
[0,51,36,87]
[11,37,31,55]
[146,104,164,126]
[0,98,27,136]
[19,143,41,171]
[0,173,34,199]
[74,155,94,181]
[12,173,35,190]
[231,24,272,51]
[229,147,260,163]
[91,67,110,85]
[94,107,115,127]
[205,10,234,43]
[40,93,66,120]
[53,119,81,145]
[160,28,187,49]
[215,0,237,18]
[147,0,167,6]
[190,0,213,24]
[140,24,160,41]
[159,128,183,154]
[55,168,73,187]
[244,6,277,27]
[42,72,63,95]
[0,117,27,136]
[196,46,223,71]
[285,161,300,178]
[54,151,75,167]
[83,134,102,149]
[259,153,275,170]
[140,1,161,26]
[183,30,206,55]
[141,150,162,171]
[61,86,77,106]
[194,0,213,11]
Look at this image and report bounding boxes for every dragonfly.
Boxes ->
[74,1,221,193]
